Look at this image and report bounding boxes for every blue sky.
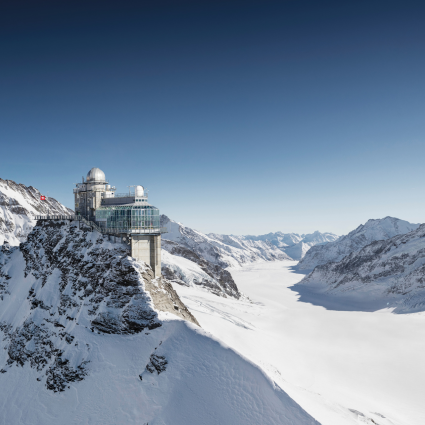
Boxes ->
[1,0,425,235]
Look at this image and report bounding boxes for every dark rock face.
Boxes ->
[146,354,167,374]
[21,221,161,334]
[0,220,199,392]
[301,223,425,313]
[45,356,89,392]
[162,239,240,299]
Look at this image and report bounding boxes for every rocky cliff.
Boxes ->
[0,219,198,392]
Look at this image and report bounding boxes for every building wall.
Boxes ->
[131,234,161,277]
[102,196,134,205]
[74,182,114,220]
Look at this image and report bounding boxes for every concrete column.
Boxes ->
[131,234,161,277]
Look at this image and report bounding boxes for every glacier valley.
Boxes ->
[175,261,425,425]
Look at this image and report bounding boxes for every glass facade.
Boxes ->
[95,205,160,231]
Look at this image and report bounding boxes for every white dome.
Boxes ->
[86,167,106,182]
[135,185,144,197]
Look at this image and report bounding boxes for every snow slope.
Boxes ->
[161,214,290,267]
[0,178,73,246]
[298,216,420,270]
[0,318,319,425]
[298,223,425,313]
[245,230,339,260]
[173,261,425,425]
[0,220,319,425]
[162,240,240,299]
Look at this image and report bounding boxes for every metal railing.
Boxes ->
[34,215,167,235]
[113,193,148,199]
[99,227,167,235]
[35,215,104,232]
[35,215,80,220]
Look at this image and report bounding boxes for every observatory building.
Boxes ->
[73,168,164,277]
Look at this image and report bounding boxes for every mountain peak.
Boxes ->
[299,217,420,270]
[0,177,73,246]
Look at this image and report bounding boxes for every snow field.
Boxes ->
[161,248,217,287]
[0,317,319,425]
[173,261,425,425]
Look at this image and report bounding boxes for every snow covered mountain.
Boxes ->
[299,223,425,313]
[0,178,73,246]
[162,239,241,299]
[160,216,336,296]
[298,216,420,270]
[161,215,290,268]
[244,230,339,260]
[0,219,319,425]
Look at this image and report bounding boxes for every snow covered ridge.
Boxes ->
[0,221,319,425]
[161,215,290,268]
[162,239,241,299]
[243,230,339,260]
[300,223,425,313]
[0,178,73,246]
[298,216,420,270]
[0,220,197,391]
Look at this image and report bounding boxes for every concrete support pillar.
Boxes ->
[130,234,161,277]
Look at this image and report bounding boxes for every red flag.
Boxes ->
[40,195,46,201]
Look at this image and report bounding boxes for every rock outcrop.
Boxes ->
[0,219,198,392]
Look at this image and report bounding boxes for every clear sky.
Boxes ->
[1,0,425,236]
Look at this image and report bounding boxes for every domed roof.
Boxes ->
[135,185,144,197]
[86,167,106,182]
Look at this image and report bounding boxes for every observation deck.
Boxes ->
[35,215,167,236]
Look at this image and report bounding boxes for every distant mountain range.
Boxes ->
[161,215,291,268]
[243,230,339,260]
